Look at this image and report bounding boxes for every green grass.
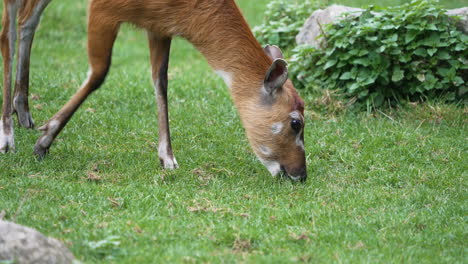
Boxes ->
[0,0,466,263]
[326,0,465,9]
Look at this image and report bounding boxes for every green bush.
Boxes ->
[253,0,317,50]
[291,0,467,110]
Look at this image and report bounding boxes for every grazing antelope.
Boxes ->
[32,0,307,181]
[1,0,52,153]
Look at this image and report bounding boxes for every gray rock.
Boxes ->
[0,220,75,264]
[297,5,468,49]
[296,5,363,49]
[446,7,468,34]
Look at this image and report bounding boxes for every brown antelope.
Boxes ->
[6,0,308,181]
[1,0,52,153]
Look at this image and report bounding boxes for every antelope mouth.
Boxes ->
[280,165,307,183]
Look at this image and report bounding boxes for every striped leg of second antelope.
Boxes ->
[13,0,52,128]
[34,18,119,157]
[0,0,18,153]
[148,33,178,169]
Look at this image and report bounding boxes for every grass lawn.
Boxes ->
[1,0,466,263]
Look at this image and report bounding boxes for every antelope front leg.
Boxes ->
[0,0,18,153]
[148,34,178,169]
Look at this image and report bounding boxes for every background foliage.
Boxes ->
[253,0,318,50]
[292,1,467,110]
[255,0,467,110]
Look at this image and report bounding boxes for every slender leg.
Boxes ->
[0,0,18,153]
[13,0,51,128]
[148,33,178,169]
[34,14,119,157]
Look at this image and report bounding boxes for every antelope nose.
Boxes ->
[289,167,307,183]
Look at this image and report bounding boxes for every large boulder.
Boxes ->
[446,7,468,34]
[296,5,468,49]
[0,220,75,264]
[295,5,363,49]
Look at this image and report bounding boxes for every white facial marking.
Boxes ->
[215,70,233,88]
[289,175,302,182]
[289,111,301,120]
[296,135,305,151]
[259,145,272,156]
[289,111,305,150]
[158,139,178,169]
[258,157,282,176]
[271,122,284,135]
[0,120,15,153]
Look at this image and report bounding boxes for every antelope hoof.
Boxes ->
[0,135,15,154]
[0,120,15,153]
[159,156,179,169]
[34,123,57,159]
[34,132,53,159]
[33,142,49,159]
[16,111,35,129]
[13,96,35,129]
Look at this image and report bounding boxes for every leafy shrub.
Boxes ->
[291,0,467,110]
[253,0,316,50]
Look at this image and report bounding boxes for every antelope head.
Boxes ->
[238,45,307,182]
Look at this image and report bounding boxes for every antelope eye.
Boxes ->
[291,119,302,133]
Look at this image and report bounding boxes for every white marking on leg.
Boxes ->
[271,122,283,135]
[48,120,60,132]
[158,139,178,169]
[258,157,282,176]
[38,119,60,147]
[0,120,15,153]
[153,79,160,96]
[215,70,233,88]
[79,68,93,90]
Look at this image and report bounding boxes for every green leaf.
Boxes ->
[358,90,369,98]
[436,50,451,60]
[416,74,425,82]
[454,43,466,51]
[405,30,418,44]
[452,77,464,86]
[392,67,404,82]
[353,58,371,66]
[389,33,398,42]
[340,72,353,80]
[427,48,437,56]
[427,23,438,31]
[366,36,378,41]
[413,48,426,57]
[348,83,361,93]
[324,59,337,70]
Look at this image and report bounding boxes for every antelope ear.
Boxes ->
[264,45,284,60]
[264,58,288,95]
